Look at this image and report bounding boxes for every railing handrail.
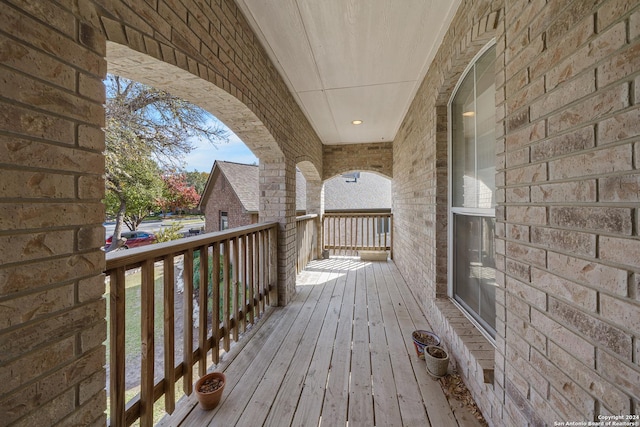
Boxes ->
[105,221,279,271]
[295,213,318,222]
[323,212,392,218]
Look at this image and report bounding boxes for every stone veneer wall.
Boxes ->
[0,0,324,424]
[393,0,640,425]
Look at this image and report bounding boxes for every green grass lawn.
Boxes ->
[105,265,166,358]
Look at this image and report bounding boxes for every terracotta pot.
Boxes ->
[195,372,226,410]
[424,345,449,378]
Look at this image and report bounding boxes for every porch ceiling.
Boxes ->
[235,0,461,145]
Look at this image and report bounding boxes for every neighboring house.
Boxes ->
[199,161,260,232]
[200,161,391,232]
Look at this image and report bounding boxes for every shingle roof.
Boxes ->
[216,161,260,212]
[201,161,391,213]
[323,172,391,211]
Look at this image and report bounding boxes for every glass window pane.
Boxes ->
[453,214,496,336]
[451,46,496,209]
[475,47,496,209]
[451,71,476,208]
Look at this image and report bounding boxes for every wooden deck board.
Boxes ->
[348,263,374,427]
[173,257,482,427]
[240,267,335,426]
[367,262,404,427]
[381,261,459,427]
[289,264,349,427]
[202,284,318,426]
[262,267,337,427]
[319,261,357,426]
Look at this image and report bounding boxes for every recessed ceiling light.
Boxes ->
[462,111,475,117]
[351,120,363,125]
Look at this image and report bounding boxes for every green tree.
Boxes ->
[185,171,209,195]
[104,75,228,252]
[104,154,163,231]
[158,173,201,214]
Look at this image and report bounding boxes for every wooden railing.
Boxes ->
[105,222,278,427]
[295,214,318,273]
[323,212,393,258]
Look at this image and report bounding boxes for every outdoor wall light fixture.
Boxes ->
[462,111,475,117]
[351,120,363,125]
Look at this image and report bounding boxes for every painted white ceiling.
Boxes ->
[235,0,461,145]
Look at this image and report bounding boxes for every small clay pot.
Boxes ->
[195,372,226,410]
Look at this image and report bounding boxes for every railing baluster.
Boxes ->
[223,239,231,351]
[390,214,394,259]
[232,237,240,340]
[269,226,278,304]
[354,216,358,256]
[240,235,247,332]
[260,232,272,311]
[248,234,255,324]
[384,216,388,250]
[212,242,221,364]
[332,216,336,256]
[183,249,194,396]
[109,267,126,427]
[259,230,267,309]
[198,246,209,377]
[140,259,155,427]
[255,232,261,315]
[163,256,175,414]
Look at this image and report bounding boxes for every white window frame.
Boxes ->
[447,40,497,343]
[220,211,228,230]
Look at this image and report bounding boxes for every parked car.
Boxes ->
[105,231,156,249]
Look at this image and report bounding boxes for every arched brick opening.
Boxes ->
[107,42,283,162]
[95,0,324,307]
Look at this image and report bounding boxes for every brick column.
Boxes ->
[305,179,325,259]
[0,5,107,425]
[259,157,297,305]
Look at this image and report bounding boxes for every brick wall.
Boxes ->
[202,169,256,233]
[393,0,640,425]
[323,142,393,180]
[0,1,107,424]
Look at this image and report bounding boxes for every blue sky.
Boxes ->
[183,127,259,173]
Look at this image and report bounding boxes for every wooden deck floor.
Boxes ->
[160,257,483,427]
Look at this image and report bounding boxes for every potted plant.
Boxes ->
[411,330,440,360]
[424,345,449,378]
[195,372,226,410]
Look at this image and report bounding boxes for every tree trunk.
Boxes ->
[106,197,127,252]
